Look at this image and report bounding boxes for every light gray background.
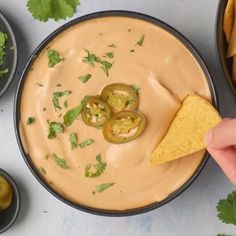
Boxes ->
[0,0,236,235]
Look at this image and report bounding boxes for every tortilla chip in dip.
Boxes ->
[150,93,221,165]
[224,0,235,43]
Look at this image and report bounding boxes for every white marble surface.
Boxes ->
[0,0,236,235]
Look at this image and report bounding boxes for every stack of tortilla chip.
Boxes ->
[225,0,236,81]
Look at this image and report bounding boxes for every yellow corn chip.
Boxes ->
[224,0,235,43]
[227,0,236,57]
[150,93,222,165]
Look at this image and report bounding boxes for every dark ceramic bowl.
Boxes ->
[0,13,17,97]
[216,0,236,102]
[0,169,20,234]
[14,11,218,216]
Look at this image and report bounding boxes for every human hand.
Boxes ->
[204,118,236,185]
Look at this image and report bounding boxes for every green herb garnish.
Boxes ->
[52,90,71,110]
[39,167,47,175]
[27,117,35,125]
[82,50,113,76]
[79,74,92,83]
[217,191,236,226]
[105,52,114,59]
[52,153,69,169]
[48,121,64,139]
[137,34,145,46]
[63,96,89,127]
[79,139,94,148]
[85,154,106,178]
[27,0,80,22]
[69,133,78,150]
[94,183,115,193]
[47,49,64,67]
[0,32,8,77]
[82,50,97,67]
[64,100,68,108]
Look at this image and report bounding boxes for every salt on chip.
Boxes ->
[224,0,235,43]
[150,93,222,165]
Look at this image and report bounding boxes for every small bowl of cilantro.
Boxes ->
[0,13,17,97]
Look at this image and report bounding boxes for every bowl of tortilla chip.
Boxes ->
[216,0,236,102]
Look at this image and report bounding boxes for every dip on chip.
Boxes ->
[150,93,222,165]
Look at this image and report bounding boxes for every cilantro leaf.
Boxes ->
[137,34,145,46]
[47,49,64,67]
[52,153,69,169]
[105,52,114,59]
[217,191,236,226]
[0,68,8,78]
[63,100,68,108]
[100,60,112,76]
[94,183,115,193]
[69,132,78,150]
[52,90,71,111]
[79,74,92,83]
[27,117,35,125]
[48,121,64,139]
[79,138,94,148]
[27,0,80,22]
[85,154,106,178]
[39,167,47,175]
[63,96,89,127]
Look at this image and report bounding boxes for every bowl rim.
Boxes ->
[215,0,236,103]
[0,169,21,234]
[0,12,18,97]
[14,10,218,216]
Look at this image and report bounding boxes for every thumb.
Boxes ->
[207,147,236,185]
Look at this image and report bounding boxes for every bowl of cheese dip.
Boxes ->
[14,11,217,216]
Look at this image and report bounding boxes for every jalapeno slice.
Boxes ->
[101,83,138,113]
[103,110,146,144]
[82,97,112,127]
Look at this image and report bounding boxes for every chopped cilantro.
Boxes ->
[27,117,35,125]
[94,183,115,193]
[105,52,114,59]
[137,34,145,46]
[79,138,94,148]
[63,96,89,127]
[63,100,68,108]
[52,153,69,169]
[69,133,78,150]
[47,49,64,67]
[82,50,97,67]
[0,32,8,78]
[79,74,92,83]
[85,154,106,178]
[39,167,47,175]
[52,90,71,111]
[48,121,64,139]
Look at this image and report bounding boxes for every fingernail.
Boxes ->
[204,129,212,146]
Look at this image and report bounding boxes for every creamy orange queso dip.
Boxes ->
[19,16,211,210]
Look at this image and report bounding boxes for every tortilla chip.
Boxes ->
[224,0,235,43]
[150,93,222,165]
[232,55,236,82]
[227,0,236,57]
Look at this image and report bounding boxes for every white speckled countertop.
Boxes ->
[0,0,236,235]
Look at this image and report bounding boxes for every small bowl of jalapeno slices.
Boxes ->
[0,169,20,234]
[78,83,147,144]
